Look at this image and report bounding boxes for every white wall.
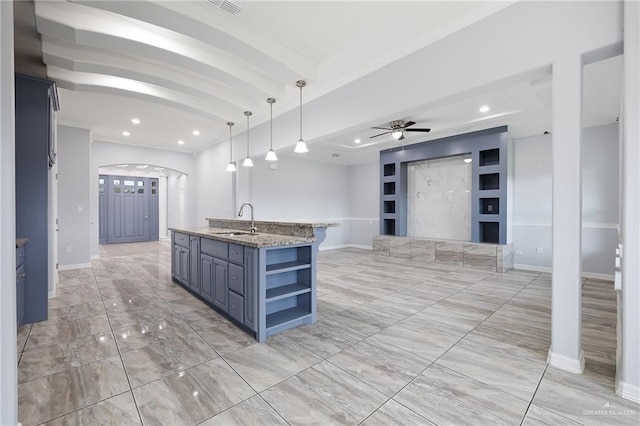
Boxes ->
[347,161,379,247]
[90,141,197,256]
[57,125,91,268]
[0,2,17,423]
[247,155,350,248]
[512,124,619,276]
[195,141,235,226]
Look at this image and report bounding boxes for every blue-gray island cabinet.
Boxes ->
[170,221,336,342]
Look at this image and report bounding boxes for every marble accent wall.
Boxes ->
[407,156,472,241]
[373,236,513,273]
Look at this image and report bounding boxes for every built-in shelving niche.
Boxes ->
[379,127,510,244]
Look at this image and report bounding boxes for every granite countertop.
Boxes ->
[170,227,316,248]
[206,218,339,238]
[16,238,28,248]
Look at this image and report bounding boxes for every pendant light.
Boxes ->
[242,111,254,167]
[265,98,278,161]
[226,121,236,172]
[294,80,308,153]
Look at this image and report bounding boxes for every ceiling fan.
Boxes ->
[370,120,431,140]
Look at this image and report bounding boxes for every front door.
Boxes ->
[101,175,159,244]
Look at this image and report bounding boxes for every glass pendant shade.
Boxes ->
[265,149,278,161]
[265,97,278,161]
[392,129,403,140]
[242,157,254,167]
[226,162,237,172]
[294,139,308,153]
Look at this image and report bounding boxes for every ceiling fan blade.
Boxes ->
[405,128,431,132]
[370,131,392,139]
[371,126,392,130]
[402,121,416,128]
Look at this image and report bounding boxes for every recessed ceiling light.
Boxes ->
[479,105,490,113]
[122,131,130,136]
[116,164,128,168]
[131,118,140,124]
[192,130,200,136]
[178,140,185,145]
[464,158,472,164]
[153,167,164,171]
[354,138,361,144]
[136,165,148,169]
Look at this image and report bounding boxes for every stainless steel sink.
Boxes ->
[211,231,256,236]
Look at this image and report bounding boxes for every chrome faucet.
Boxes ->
[238,202,257,234]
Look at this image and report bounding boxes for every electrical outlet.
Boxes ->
[536,247,543,254]
[515,250,524,255]
[65,246,72,253]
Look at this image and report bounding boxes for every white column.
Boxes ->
[548,54,585,373]
[617,0,640,403]
[0,2,17,424]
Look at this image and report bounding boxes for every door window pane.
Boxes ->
[137,181,144,187]
[99,178,105,185]
[113,179,120,185]
[151,181,157,187]
[138,189,144,194]
[124,180,135,186]
[152,189,157,195]
[114,187,121,193]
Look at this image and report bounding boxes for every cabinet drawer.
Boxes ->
[228,291,244,323]
[228,263,244,295]
[16,246,26,269]
[174,232,190,248]
[228,244,244,265]
[201,238,228,259]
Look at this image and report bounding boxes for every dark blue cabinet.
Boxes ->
[212,258,229,312]
[189,237,200,293]
[200,254,214,303]
[16,244,26,326]
[15,74,59,324]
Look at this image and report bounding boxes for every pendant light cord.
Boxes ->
[270,101,273,149]
[299,84,303,141]
[228,122,233,160]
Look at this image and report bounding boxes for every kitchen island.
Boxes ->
[170,219,337,342]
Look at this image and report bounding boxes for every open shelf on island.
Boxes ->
[266,283,310,301]
[266,307,312,330]
[266,261,310,274]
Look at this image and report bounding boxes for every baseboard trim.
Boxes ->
[616,381,640,403]
[160,236,170,241]
[58,262,92,271]
[48,289,56,299]
[319,244,373,251]
[547,350,585,374]
[514,263,614,281]
[91,254,100,260]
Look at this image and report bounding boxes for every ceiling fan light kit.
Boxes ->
[370,119,431,142]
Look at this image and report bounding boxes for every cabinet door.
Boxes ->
[172,244,181,281]
[180,247,190,286]
[200,254,214,303]
[189,237,200,293]
[212,258,229,312]
[17,264,25,325]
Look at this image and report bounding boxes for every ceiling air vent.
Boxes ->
[331,153,341,158]
[208,0,242,15]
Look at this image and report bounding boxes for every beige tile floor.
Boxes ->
[17,242,639,425]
